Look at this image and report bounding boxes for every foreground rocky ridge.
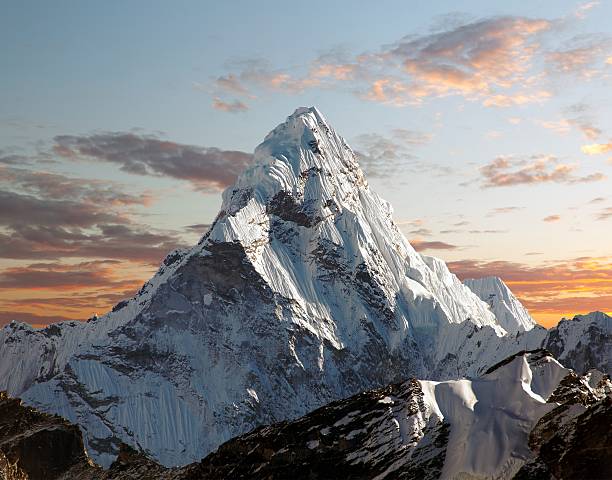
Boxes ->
[0,107,610,467]
[2,351,610,480]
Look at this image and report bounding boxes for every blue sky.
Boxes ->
[1,0,611,326]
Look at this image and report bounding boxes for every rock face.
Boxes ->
[0,107,609,468]
[543,311,611,374]
[0,391,93,480]
[464,276,537,332]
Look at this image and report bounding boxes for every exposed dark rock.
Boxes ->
[267,190,319,227]
[484,348,551,375]
[0,391,96,480]
[515,396,612,480]
[189,379,448,480]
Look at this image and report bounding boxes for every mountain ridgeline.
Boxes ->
[0,107,609,470]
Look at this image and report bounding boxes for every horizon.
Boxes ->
[2,1,612,328]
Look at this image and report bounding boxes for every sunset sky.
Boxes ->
[2,1,611,328]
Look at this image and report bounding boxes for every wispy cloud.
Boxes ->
[411,239,458,251]
[546,34,612,78]
[487,206,523,216]
[596,207,612,221]
[574,1,600,19]
[212,97,249,113]
[54,132,252,191]
[214,74,252,96]
[0,167,184,264]
[480,154,605,187]
[543,214,561,222]
[352,129,450,178]
[581,141,612,155]
[0,260,148,326]
[0,260,134,290]
[205,9,612,111]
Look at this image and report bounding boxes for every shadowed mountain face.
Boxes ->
[1,351,610,480]
[0,108,609,468]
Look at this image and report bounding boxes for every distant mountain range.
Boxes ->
[0,107,609,476]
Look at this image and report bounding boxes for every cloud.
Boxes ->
[0,260,134,290]
[212,97,249,113]
[411,240,458,251]
[53,133,252,190]
[448,256,612,320]
[211,14,590,108]
[352,130,448,178]
[218,59,325,95]
[581,141,612,155]
[0,189,122,228]
[543,214,561,222]
[0,168,185,265]
[487,206,523,216]
[214,74,252,96]
[575,1,600,19]
[185,223,211,233]
[0,223,182,264]
[2,166,151,208]
[388,17,550,100]
[467,229,508,234]
[596,207,612,220]
[0,311,74,327]
[480,154,605,187]
[556,103,603,140]
[546,34,612,77]
[0,261,149,326]
[538,119,572,135]
[481,91,552,107]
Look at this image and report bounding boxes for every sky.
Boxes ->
[1,0,611,328]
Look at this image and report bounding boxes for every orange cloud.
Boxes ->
[581,142,612,155]
[389,16,551,104]
[543,214,561,222]
[311,63,356,81]
[211,15,569,108]
[480,154,605,187]
[0,260,152,326]
[363,79,411,106]
[449,256,612,327]
[212,98,249,113]
[482,90,552,107]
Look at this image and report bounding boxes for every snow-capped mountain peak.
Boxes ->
[464,275,536,332]
[0,107,607,469]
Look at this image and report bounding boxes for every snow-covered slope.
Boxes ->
[0,107,607,468]
[464,276,536,332]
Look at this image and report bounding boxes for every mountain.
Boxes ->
[543,311,611,374]
[2,351,610,480]
[464,276,536,332]
[0,107,608,468]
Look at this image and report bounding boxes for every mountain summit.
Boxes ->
[0,107,607,467]
[464,276,537,332]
